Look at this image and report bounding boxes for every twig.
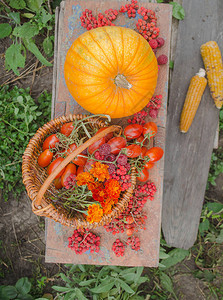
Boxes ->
[0,0,10,10]
[12,221,22,259]
[30,60,39,94]
[2,60,53,86]
[48,0,52,14]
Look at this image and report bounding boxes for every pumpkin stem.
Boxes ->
[115,74,132,89]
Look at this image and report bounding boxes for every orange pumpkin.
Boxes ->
[64,26,158,118]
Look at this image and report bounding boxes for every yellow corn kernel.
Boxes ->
[180,69,207,133]
[200,41,223,109]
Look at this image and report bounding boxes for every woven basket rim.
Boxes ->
[22,113,137,229]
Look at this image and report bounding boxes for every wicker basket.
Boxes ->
[22,114,137,229]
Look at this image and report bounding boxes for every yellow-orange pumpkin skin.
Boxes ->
[64,26,158,118]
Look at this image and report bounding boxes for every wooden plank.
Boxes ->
[45,0,172,267]
[162,0,222,249]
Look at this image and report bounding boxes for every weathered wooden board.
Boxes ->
[162,0,222,249]
[46,0,172,267]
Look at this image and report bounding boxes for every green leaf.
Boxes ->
[159,251,170,260]
[77,264,86,272]
[206,202,223,214]
[26,0,43,12]
[8,12,20,24]
[52,286,74,292]
[15,277,31,295]
[79,279,97,286]
[216,229,223,244]
[169,2,185,20]
[157,0,164,2]
[90,280,115,294]
[159,248,189,270]
[160,272,175,294]
[116,279,135,294]
[75,288,88,300]
[9,0,26,9]
[43,37,53,56]
[169,60,174,69]
[13,23,39,39]
[1,286,17,299]
[40,8,52,24]
[199,219,210,234]
[5,43,25,75]
[22,13,35,19]
[0,24,12,39]
[23,39,52,67]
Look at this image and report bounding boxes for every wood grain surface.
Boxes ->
[162,0,223,249]
[45,0,172,267]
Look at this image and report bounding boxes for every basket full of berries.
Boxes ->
[22,114,139,229]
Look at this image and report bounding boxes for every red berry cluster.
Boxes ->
[104,217,125,235]
[146,94,162,119]
[135,181,157,201]
[112,239,125,256]
[128,110,148,125]
[126,235,140,251]
[136,16,159,41]
[80,9,115,30]
[68,229,100,254]
[111,164,131,191]
[105,9,119,21]
[80,9,98,30]
[119,0,139,18]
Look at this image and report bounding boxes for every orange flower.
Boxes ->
[76,172,94,186]
[105,179,122,200]
[86,203,103,224]
[90,161,110,182]
[103,201,112,215]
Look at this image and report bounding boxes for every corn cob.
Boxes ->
[180,68,207,133]
[200,41,223,109]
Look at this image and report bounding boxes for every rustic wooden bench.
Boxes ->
[44,0,222,267]
[162,0,222,249]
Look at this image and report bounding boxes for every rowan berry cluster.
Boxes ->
[104,180,156,237]
[136,18,160,41]
[112,239,125,256]
[80,9,115,30]
[111,164,132,191]
[105,9,119,21]
[68,229,100,254]
[146,94,162,119]
[126,235,140,251]
[135,181,157,201]
[119,0,139,18]
[127,110,148,125]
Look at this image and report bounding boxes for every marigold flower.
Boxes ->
[103,201,112,215]
[90,161,110,182]
[76,172,94,186]
[105,179,122,200]
[86,203,103,224]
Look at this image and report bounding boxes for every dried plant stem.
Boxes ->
[0,0,10,9]
[30,60,39,94]
[2,60,53,86]
[12,221,22,259]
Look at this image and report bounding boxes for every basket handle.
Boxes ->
[34,125,121,209]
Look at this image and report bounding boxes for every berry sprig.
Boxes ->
[128,110,148,125]
[68,229,100,254]
[80,9,98,30]
[112,239,125,256]
[119,0,139,18]
[146,94,162,119]
[126,235,141,251]
[136,18,160,41]
[105,9,119,21]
